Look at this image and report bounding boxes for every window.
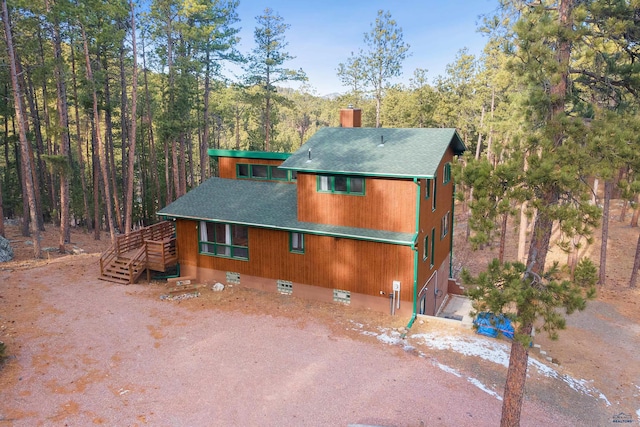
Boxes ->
[290,232,305,253]
[425,179,431,199]
[441,212,450,240]
[443,162,452,184]
[250,164,268,179]
[432,174,437,211]
[317,175,365,195]
[423,234,429,261]
[270,167,288,180]
[237,164,249,178]
[236,164,295,182]
[199,221,248,260]
[430,228,436,267]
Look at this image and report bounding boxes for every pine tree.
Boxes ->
[244,7,306,151]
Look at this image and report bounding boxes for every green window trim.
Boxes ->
[432,174,437,211]
[316,174,365,195]
[423,234,429,261]
[441,211,450,240]
[430,228,435,268]
[199,221,249,260]
[236,164,295,182]
[289,232,305,253]
[443,162,452,184]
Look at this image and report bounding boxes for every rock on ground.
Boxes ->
[0,235,14,262]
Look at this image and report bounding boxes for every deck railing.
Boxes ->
[99,221,176,283]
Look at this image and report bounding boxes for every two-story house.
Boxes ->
[158,108,465,318]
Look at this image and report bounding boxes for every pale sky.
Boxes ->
[229,0,499,96]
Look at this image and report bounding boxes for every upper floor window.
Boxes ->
[432,173,437,211]
[430,228,435,267]
[425,179,431,199]
[443,162,452,184]
[199,221,248,260]
[317,175,365,195]
[423,234,429,261]
[236,164,295,182]
[441,211,450,240]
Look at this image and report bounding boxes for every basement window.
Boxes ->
[277,280,293,295]
[333,289,351,304]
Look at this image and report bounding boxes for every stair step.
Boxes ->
[98,276,130,285]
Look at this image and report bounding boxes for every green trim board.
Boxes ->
[208,148,291,160]
[158,177,415,246]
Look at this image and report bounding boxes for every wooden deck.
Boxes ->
[99,221,177,284]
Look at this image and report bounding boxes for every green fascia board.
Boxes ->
[208,148,291,160]
[158,177,415,246]
[279,127,466,177]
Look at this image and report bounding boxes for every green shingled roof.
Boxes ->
[279,127,465,178]
[158,178,415,245]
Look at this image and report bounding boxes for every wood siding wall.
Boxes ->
[297,173,416,233]
[416,147,456,300]
[217,157,286,180]
[176,219,415,301]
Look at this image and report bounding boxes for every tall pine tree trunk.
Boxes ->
[70,38,91,231]
[631,195,640,227]
[47,0,72,252]
[630,232,640,288]
[124,0,138,234]
[141,34,161,211]
[201,51,211,182]
[81,25,116,244]
[599,180,613,285]
[501,2,574,426]
[102,55,123,234]
[2,0,41,258]
[0,170,4,237]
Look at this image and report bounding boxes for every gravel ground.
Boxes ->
[0,253,620,426]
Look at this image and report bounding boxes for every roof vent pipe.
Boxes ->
[378,135,384,147]
[306,148,312,163]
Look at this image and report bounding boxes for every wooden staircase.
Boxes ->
[99,221,177,284]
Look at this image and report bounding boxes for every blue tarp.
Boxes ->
[474,312,514,340]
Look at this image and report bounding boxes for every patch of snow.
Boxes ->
[376,330,402,345]
[467,377,503,401]
[434,362,462,378]
[388,328,610,406]
[410,332,511,367]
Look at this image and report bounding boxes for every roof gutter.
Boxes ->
[158,213,415,247]
[207,148,291,160]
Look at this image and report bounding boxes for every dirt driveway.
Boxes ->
[0,251,629,427]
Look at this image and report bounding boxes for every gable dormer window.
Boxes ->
[317,174,365,195]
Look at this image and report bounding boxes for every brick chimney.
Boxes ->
[340,106,362,128]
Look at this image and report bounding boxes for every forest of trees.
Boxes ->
[0,0,492,252]
[2,0,639,425]
[1,0,639,282]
